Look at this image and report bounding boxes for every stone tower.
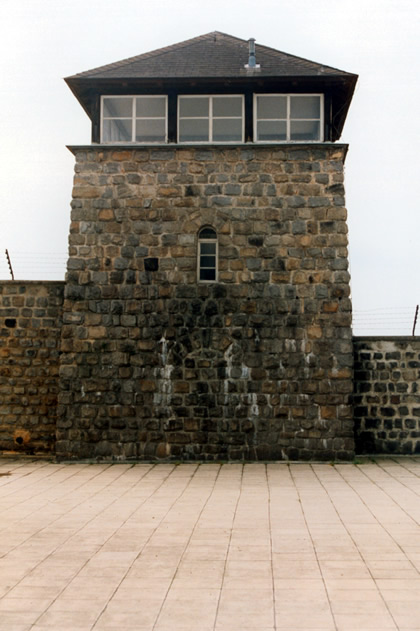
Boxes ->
[58,32,357,461]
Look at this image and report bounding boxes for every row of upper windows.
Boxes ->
[101,94,324,144]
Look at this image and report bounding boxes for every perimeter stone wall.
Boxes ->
[56,145,354,461]
[1,282,418,459]
[354,337,420,454]
[0,281,64,454]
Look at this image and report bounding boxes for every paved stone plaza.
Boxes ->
[0,457,420,630]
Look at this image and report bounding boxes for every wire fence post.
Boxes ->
[413,305,419,336]
[5,249,14,280]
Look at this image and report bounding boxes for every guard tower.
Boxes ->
[58,32,357,461]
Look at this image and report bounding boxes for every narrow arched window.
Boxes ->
[198,227,217,282]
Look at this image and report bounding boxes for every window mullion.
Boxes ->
[209,97,213,142]
[132,97,136,142]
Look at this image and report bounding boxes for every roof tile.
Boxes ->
[67,31,353,80]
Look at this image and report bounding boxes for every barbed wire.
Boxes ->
[0,250,67,280]
[1,250,418,334]
[351,306,416,335]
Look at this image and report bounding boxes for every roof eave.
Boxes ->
[65,71,357,82]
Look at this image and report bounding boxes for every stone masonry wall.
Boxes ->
[354,337,420,454]
[56,145,354,462]
[0,281,64,454]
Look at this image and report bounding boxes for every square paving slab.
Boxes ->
[0,457,419,630]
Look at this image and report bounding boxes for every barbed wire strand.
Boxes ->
[1,251,418,334]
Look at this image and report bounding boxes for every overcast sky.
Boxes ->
[0,0,419,335]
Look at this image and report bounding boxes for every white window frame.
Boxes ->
[100,95,168,144]
[178,95,244,144]
[197,227,218,283]
[254,94,324,143]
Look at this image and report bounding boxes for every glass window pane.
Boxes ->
[200,268,216,281]
[179,119,209,142]
[200,242,216,254]
[200,256,216,267]
[257,120,287,141]
[257,96,287,119]
[136,97,166,118]
[103,98,132,118]
[290,120,320,141]
[213,119,242,142]
[103,119,132,142]
[213,97,242,117]
[135,119,166,142]
[179,97,209,117]
[290,96,320,119]
[199,228,217,239]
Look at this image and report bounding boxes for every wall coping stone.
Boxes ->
[67,142,349,159]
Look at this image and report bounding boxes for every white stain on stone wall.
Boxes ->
[155,336,173,414]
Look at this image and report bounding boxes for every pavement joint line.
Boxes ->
[1,458,420,630]
[289,463,339,631]
[88,463,191,630]
[212,464,244,631]
[2,463,152,602]
[313,462,400,631]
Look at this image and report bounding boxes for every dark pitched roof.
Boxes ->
[66,32,357,142]
[66,31,354,80]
